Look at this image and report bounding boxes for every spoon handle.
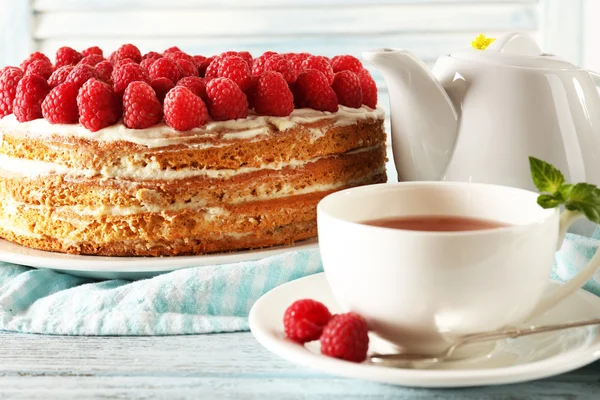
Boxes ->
[445,318,600,358]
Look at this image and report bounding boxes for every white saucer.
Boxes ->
[0,238,319,280]
[249,273,600,388]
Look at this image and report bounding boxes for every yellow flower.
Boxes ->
[471,33,496,50]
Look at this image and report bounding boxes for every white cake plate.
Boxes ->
[0,238,319,280]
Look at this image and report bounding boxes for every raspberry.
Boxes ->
[55,46,83,68]
[112,44,142,64]
[331,55,363,74]
[112,62,150,96]
[255,71,294,117]
[301,56,334,85]
[13,74,50,122]
[203,57,221,80]
[149,57,182,84]
[193,55,207,68]
[0,67,24,118]
[245,76,258,109]
[218,51,252,67]
[41,82,79,124]
[48,65,73,88]
[82,46,103,57]
[66,64,100,89]
[95,61,113,83]
[113,58,136,70]
[263,54,297,83]
[163,46,182,54]
[332,71,362,108]
[252,51,277,76]
[25,59,54,80]
[206,77,249,121]
[320,313,369,362]
[20,52,51,72]
[283,299,332,343]
[295,70,338,112]
[177,76,206,101]
[285,52,310,75]
[165,51,195,64]
[142,51,162,61]
[150,77,174,103]
[163,86,208,131]
[139,58,155,72]
[177,59,198,77]
[79,54,105,66]
[123,81,162,129]
[77,79,121,131]
[197,56,213,77]
[357,69,377,108]
[217,56,251,91]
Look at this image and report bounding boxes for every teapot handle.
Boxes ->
[590,70,600,86]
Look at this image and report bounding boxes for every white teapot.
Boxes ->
[363,32,600,191]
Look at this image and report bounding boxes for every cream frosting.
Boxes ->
[0,105,385,148]
[0,145,381,180]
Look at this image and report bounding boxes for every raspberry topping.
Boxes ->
[255,71,294,117]
[331,55,363,74]
[320,313,369,363]
[13,74,50,122]
[283,299,332,343]
[252,51,277,76]
[95,61,113,84]
[192,55,207,68]
[205,77,249,120]
[294,69,338,112]
[163,86,208,131]
[357,69,377,109]
[82,46,103,57]
[112,44,142,64]
[197,56,213,77]
[149,57,183,84]
[203,57,222,80]
[79,54,105,66]
[300,56,335,85]
[48,66,73,88]
[177,59,198,78]
[163,46,182,55]
[140,57,157,72]
[24,59,54,80]
[42,82,79,124]
[332,71,363,108]
[263,54,297,83]
[66,64,100,89]
[20,52,52,73]
[0,67,24,118]
[150,77,174,104]
[55,46,83,68]
[112,62,150,96]
[285,52,310,75]
[77,79,121,131]
[177,76,207,101]
[217,56,252,91]
[143,51,163,62]
[123,81,163,129]
[165,51,195,65]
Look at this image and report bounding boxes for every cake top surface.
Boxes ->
[0,44,380,136]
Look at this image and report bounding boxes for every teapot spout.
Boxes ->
[363,49,459,181]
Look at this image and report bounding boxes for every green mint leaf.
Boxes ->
[564,183,600,224]
[529,156,565,193]
[537,193,564,209]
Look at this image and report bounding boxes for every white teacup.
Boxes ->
[317,182,600,355]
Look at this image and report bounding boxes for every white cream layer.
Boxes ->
[0,105,385,148]
[0,145,381,180]
[0,168,384,218]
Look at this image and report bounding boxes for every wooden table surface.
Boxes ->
[0,331,598,399]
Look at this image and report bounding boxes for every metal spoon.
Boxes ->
[368,318,600,367]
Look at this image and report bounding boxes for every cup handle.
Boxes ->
[526,210,600,320]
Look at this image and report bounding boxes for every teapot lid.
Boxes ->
[449,32,579,70]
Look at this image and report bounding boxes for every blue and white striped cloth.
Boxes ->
[0,234,599,336]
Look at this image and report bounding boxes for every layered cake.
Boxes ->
[0,45,386,256]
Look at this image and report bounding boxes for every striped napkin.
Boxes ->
[0,233,599,336]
